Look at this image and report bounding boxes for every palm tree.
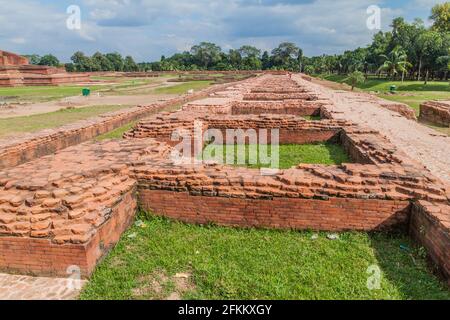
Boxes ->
[378,47,412,81]
[344,71,365,91]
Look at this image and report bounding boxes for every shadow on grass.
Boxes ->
[323,143,351,165]
[396,83,450,92]
[368,232,449,300]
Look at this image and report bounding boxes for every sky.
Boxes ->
[0,0,446,62]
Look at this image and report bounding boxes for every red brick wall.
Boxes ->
[419,101,450,127]
[0,189,137,278]
[139,190,411,231]
[410,201,450,285]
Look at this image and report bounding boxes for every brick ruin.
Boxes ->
[0,50,90,87]
[420,100,450,127]
[0,75,448,285]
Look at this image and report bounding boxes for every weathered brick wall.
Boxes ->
[0,188,137,278]
[231,101,324,116]
[0,50,29,66]
[243,92,318,101]
[410,201,450,285]
[139,190,411,231]
[0,65,90,87]
[420,101,450,127]
[378,101,417,121]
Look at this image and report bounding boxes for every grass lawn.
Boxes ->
[0,85,104,103]
[0,105,131,138]
[154,81,212,95]
[80,216,450,300]
[95,121,138,141]
[320,74,449,93]
[201,143,351,169]
[0,78,163,103]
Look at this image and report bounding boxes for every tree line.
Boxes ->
[304,3,449,81]
[26,3,448,81]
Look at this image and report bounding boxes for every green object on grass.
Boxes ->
[389,85,397,92]
[82,88,91,96]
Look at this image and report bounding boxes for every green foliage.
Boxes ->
[190,42,222,69]
[57,5,448,77]
[430,2,450,32]
[302,6,449,82]
[378,47,412,80]
[23,54,59,66]
[38,54,60,67]
[344,71,366,90]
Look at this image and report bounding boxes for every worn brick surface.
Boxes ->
[420,101,450,127]
[0,74,448,284]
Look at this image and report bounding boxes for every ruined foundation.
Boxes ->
[420,101,450,127]
[0,74,448,284]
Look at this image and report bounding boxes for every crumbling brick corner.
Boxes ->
[420,101,450,127]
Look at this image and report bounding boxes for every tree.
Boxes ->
[378,47,411,81]
[24,54,41,65]
[367,32,392,75]
[190,42,222,69]
[39,54,60,67]
[272,42,300,68]
[344,71,365,91]
[298,48,304,72]
[304,65,315,75]
[261,51,271,70]
[105,52,124,71]
[92,52,114,71]
[415,30,445,81]
[238,45,261,59]
[124,56,138,72]
[71,51,92,71]
[430,3,450,32]
[65,63,76,72]
[228,49,242,69]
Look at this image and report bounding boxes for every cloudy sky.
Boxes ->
[0,0,445,62]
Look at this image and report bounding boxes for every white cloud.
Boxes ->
[0,0,438,61]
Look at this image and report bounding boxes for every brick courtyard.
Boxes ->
[0,74,448,296]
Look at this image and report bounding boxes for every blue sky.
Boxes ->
[0,0,445,62]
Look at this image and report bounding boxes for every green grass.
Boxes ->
[320,75,450,92]
[303,115,322,121]
[0,85,103,102]
[200,143,351,169]
[0,78,162,103]
[95,121,138,141]
[80,216,450,300]
[154,81,213,95]
[0,105,131,138]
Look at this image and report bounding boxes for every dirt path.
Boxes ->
[294,75,450,182]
